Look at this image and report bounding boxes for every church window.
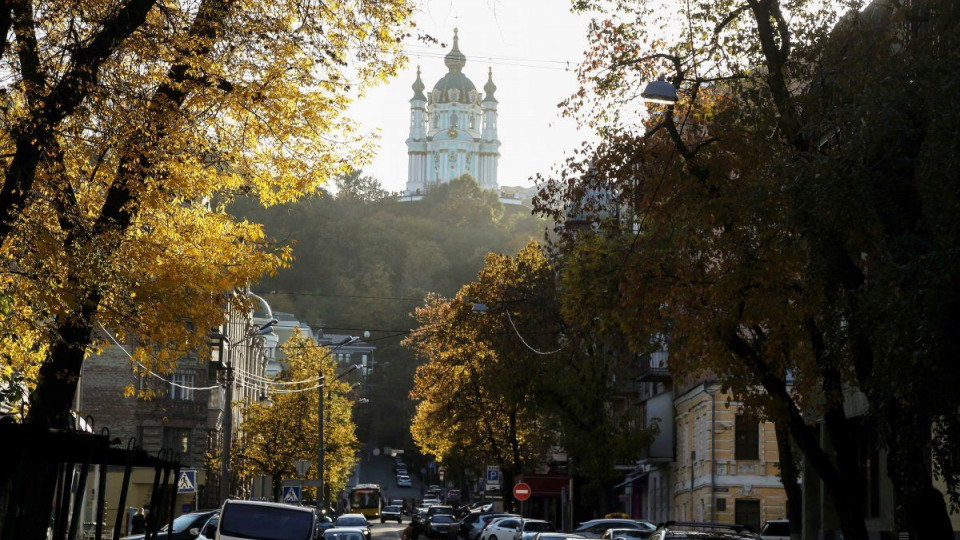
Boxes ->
[432,114,438,128]
[450,112,458,127]
[469,115,475,129]
[469,90,477,102]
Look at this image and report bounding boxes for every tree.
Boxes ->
[406,242,655,515]
[0,2,414,537]
[234,333,359,503]
[537,0,960,538]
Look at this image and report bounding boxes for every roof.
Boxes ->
[223,500,314,513]
[431,28,478,104]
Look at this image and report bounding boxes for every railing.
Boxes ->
[636,349,670,382]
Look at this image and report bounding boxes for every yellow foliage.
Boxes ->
[233,333,359,501]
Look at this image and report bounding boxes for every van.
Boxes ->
[217,500,316,540]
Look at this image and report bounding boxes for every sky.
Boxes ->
[349,0,594,193]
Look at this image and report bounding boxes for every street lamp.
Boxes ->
[214,316,278,503]
[641,76,678,105]
[318,335,361,512]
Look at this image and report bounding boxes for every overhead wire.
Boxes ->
[98,323,221,391]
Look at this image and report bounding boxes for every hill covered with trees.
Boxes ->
[230,173,546,449]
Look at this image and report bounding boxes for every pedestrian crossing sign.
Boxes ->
[177,470,197,494]
[282,486,301,504]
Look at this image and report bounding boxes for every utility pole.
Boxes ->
[220,362,234,503]
[215,314,278,504]
[317,369,325,512]
[316,340,361,513]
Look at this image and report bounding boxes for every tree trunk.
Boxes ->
[773,420,802,540]
[18,299,99,540]
[883,403,954,540]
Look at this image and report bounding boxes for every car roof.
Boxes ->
[655,532,755,539]
[325,528,367,534]
[337,514,368,520]
[223,500,311,513]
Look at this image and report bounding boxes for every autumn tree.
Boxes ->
[234,333,359,503]
[537,0,960,538]
[0,1,414,538]
[406,242,654,514]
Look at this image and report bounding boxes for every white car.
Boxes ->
[397,475,412,487]
[483,517,525,540]
[218,500,315,540]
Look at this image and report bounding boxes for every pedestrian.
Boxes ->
[131,508,145,534]
[411,515,421,540]
[402,521,414,540]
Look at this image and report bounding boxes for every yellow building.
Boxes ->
[673,382,787,532]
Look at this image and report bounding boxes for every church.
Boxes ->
[404,29,502,197]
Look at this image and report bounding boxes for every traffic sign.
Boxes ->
[282,486,302,504]
[294,459,311,478]
[177,470,197,494]
[513,482,532,501]
[486,466,500,484]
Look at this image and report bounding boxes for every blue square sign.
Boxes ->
[177,470,197,494]
[282,486,301,505]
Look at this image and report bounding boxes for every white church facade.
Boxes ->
[404,29,501,197]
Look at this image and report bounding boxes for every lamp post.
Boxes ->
[318,336,361,513]
[216,316,278,503]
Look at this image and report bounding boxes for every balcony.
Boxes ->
[636,349,670,382]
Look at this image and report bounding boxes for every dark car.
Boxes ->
[428,515,460,539]
[601,528,656,540]
[574,520,656,539]
[382,505,403,524]
[425,505,456,525]
[121,510,219,540]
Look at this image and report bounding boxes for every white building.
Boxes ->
[405,29,501,196]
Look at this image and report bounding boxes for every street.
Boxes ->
[347,452,426,507]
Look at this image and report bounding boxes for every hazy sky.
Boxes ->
[349,0,593,193]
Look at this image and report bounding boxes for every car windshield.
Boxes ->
[432,516,455,523]
[201,518,218,536]
[431,508,454,514]
[385,507,401,512]
[337,517,368,527]
[761,523,790,535]
[159,514,204,533]
[525,523,554,532]
[219,505,313,540]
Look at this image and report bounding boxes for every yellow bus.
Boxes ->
[349,484,382,519]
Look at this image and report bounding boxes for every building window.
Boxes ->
[716,498,726,512]
[432,114,438,128]
[170,372,195,401]
[735,414,760,460]
[163,427,190,454]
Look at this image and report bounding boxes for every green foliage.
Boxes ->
[230,175,546,450]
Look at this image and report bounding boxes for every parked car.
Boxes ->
[427,515,460,539]
[573,520,656,539]
[322,528,369,540]
[121,509,219,540]
[471,514,518,540]
[382,506,403,524]
[482,516,525,540]
[217,500,315,540]
[646,522,761,540]
[759,520,790,540]
[513,520,555,540]
[600,528,655,540]
[196,516,218,540]
[334,513,373,540]
[315,514,336,536]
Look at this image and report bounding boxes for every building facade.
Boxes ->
[672,382,787,532]
[405,29,500,196]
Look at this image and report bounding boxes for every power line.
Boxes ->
[266,291,426,302]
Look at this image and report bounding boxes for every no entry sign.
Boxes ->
[513,482,532,501]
